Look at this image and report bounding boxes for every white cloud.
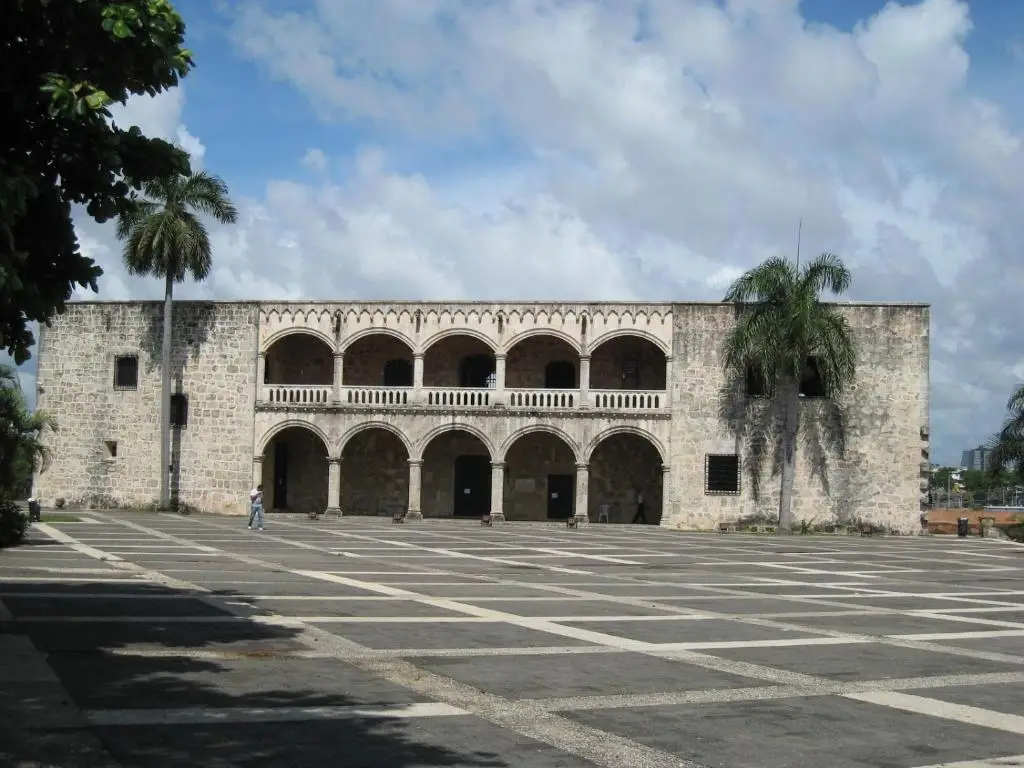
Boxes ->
[61,0,1024,464]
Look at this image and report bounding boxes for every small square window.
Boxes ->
[705,454,740,495]
[799,356,827,398]
[170,393,189,428]
[104,440,118,458]
[114,355,138,390]
[745,364,770,397]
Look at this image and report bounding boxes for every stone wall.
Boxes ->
[265,334,333,385]
[421,431,491,517]
[343,335,414,386]
[589,433,664,524]
[259,425,329,513]
[506,337,579,388]
[339,427,409,515]
[503,432,577,520]
[667,302,929,533]
[34,301,258,514]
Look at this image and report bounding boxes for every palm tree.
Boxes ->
[987,384,1024,481]
[116,170,238,509]
[0,364,56,498]
[720,253,858,533]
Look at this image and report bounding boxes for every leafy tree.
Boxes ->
[988,384,1024,482]
[1,0,194,364]
[720,254,859,533]
[116,170,238,508]
[0,365,55,499]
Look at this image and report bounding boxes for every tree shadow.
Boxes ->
[717,372,849,519]
[2,577,508,768]
[139,302,215,509]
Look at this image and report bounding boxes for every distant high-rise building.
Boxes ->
[960,446,991,471]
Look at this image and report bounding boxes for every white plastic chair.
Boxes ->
[598,504,611,523]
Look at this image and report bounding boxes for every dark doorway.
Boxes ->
[273,441,289,509]
[453,454,491,517]
[544,360,576,388]
[546,474,574,520]
[382,358,413,386]
[459,354,496,387]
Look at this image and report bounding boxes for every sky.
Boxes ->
[8,0,1024,466]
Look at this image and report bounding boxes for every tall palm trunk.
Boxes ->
[777,380,799,534]
[159,272,173,509]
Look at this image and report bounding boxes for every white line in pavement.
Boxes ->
[82,702,469,726]
[845,691,1024,735]
[911,756,1024,768]
[528,547,643,565]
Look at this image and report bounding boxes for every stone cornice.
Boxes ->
[254,403,672,420]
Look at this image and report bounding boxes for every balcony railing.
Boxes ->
[424,387,492,407]
[263,384,332,405]
[258,384,668,411]
[589,389,665,411]
[344,386,410,406]
[506,388,577,409]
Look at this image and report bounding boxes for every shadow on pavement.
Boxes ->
[1,579,509,768]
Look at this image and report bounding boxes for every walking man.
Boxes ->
[248,484,264,531]
[631,486,647,524]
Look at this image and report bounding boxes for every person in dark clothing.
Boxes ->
[631,486,647,524]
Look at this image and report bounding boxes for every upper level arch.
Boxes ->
[588,328,670,356]
[499,425,581,463]
[261,327,335,356]
[421,328,498,355]
[583,425,666,464]
[263,331,334,386]
[340,327,416,356]
[503,328,581,356]
[341,329,415,387]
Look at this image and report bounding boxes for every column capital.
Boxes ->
[661,464,671,474]
[664,355,673,363]
[328,456,342,465]
[252,455,263,464]
[494,352,507,361]
[333,350,345,359]
[579,354,591,362]
[257,351,266,358]
[408,458,424,467]
[575,462,589,471]
[413,351,424,359]
[490,460,506,470]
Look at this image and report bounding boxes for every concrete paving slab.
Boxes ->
[244,598,480,618]
[403,583,570,598]
[48,653,426,710]
[19,621,311,654]
[456,599,681,617]
[901,683,1024,717]
[558,618,821,644]
[2,595,234,618]
[313,620,599,650]
[409,651,764,699]
[700,598,882,615]
[931,636,1024,656]
[702,641,1019,681]
[779,612,1022,637]
[562,695,1024,768]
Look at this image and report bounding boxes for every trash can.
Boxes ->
[28,498,41,522]
[957,517,969,537]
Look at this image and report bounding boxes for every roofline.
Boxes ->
[64,299,932,308]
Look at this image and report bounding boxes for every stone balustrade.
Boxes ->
[423,387,492,407]
[262,384,332,405]
[506,388,577,409]
[343,386,410,406]
[588,390,665,411]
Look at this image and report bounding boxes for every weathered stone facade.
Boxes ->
[33,299,929,532]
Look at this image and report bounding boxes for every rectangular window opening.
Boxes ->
[114,355,138,390]
[104,440,118,458]
[799,356,827,398]
[744,364,770,398]
[170,393,189,428]
[705,454,740,495]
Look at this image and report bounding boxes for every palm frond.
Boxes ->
[180,171,239,224]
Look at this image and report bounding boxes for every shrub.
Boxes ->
[55,497,66,509]
[0,500,27,548]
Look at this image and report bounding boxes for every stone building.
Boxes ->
[32,300,930,531]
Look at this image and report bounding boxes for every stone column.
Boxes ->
[663,355,673,408]
[256,353,266,399]
[574,462,590,523]
[326,458,342,517]
[661,464,671,526]
[251,455,263,487]
[412,353,424,403]
[406,459,423,520]
[493,354,506,405]
[332,352,344,403]
[490,461,506,522]
[578,355,590,408]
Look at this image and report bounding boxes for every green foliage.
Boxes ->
[1,0,194,363]
[0,364,55,499]
[117,170,239,282]
[988,384,1024,482]
[721,254,858,396]
[0,500,27,548]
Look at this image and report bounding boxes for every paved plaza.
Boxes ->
[2,514,1023,767]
